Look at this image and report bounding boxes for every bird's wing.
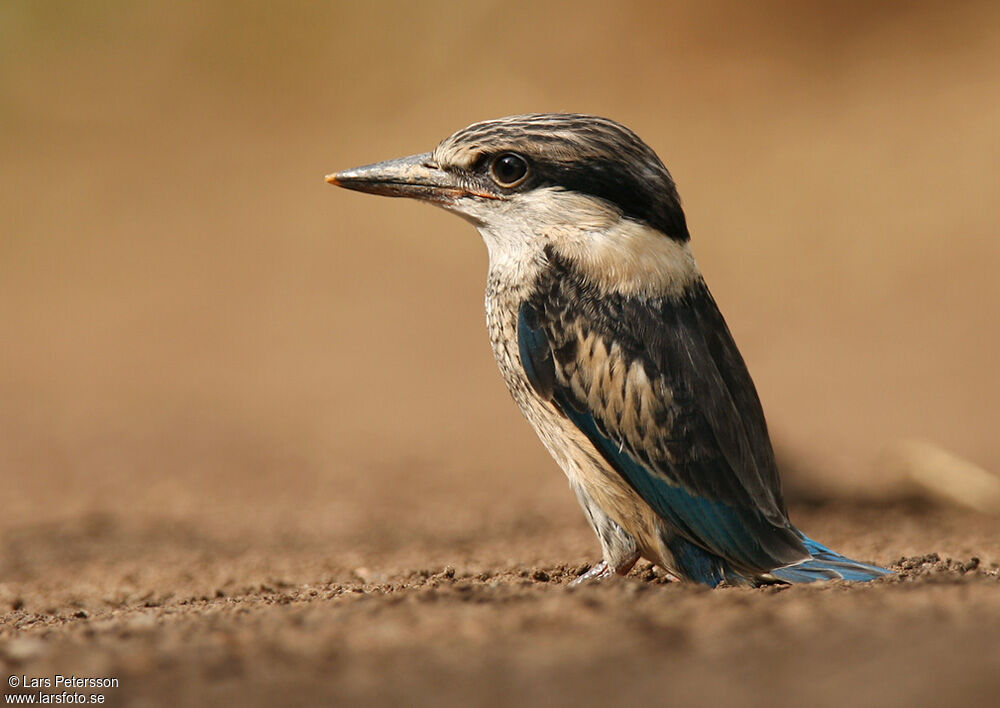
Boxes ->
[518,271,808,573]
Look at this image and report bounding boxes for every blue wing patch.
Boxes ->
[517,302,556,400]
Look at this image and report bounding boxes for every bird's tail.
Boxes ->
[768,533,892,583]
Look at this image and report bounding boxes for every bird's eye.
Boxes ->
[490,153,529,187]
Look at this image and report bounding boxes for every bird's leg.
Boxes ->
[570,481,641,585]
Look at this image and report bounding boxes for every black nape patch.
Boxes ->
[536,159,690,242]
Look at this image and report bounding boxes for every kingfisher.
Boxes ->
[327,114,890,587]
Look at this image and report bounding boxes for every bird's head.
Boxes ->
[329,114,698,296]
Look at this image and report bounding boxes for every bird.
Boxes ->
[327,113,891,587]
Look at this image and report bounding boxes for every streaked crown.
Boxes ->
[433,113,690,241]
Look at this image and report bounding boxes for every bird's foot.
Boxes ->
[569,552,640,586]
[570,561,613,586]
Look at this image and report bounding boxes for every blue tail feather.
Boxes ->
[769,533,892,584]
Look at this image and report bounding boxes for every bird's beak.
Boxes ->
[326,152,470,204]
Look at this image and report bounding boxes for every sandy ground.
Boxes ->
[2,2,999,706]
[1,500,998,707]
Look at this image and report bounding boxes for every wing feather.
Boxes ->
[518,258,807,572]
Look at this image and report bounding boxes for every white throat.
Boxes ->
[447,187,701,299]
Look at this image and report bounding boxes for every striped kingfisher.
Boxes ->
[328,114,890,586]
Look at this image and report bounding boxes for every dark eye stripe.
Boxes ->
[534,158,689,242]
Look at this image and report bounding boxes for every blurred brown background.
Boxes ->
[2,1,997,529]
[1,3,999,705]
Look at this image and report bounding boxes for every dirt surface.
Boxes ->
[1,502,999,707]
[2,2,999,706]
